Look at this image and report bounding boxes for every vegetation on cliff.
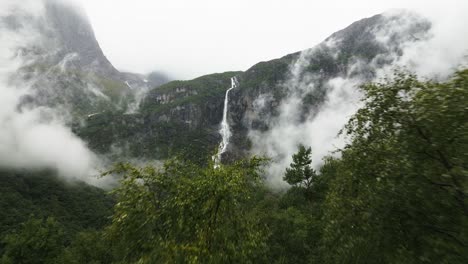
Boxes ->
[2,69,466,263]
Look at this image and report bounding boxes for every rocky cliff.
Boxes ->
[78,72,240,163]
[3,2,432,165]
[2,0,169,118]
[227,13,430,161]
[77,12,431,164]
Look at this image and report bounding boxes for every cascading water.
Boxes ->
[213,77,238,166]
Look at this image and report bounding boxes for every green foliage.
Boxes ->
[142,71,241,114]
[95,76,130,102]
[1,217,66,264]
[78,71,243,165]
[239,54,295,93]
[2,69,467,263]
[76,113,217,165]
[253,177,328,263]
[321,69,468,263]
[59,230,114,264]
[0,170,113,239]
[284,145,317,190]
[105,157,269,263]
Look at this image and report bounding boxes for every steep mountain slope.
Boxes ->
[0,0,175,186]
[44,0,120,78]
[1,4,466,262]
[2,0,168,118]
[77,71,240,163]
[0,1,434,170]
[0,169,113,239]
[77,12,431,165]
[228,13,431,162]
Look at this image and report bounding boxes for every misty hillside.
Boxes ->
[5,0,169,117]
[0,0,467,263]
[77,12,432,166]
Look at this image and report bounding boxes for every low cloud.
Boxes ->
[0,0,107,186]
[249,9,468,188]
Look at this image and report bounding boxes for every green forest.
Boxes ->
[1,70,467,263]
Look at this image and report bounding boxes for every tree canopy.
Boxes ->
[284,145,317,190]
[1,69,467,263]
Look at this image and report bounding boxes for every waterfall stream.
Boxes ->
[214,77,238,166]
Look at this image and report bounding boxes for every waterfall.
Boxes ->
[214,77,238,166]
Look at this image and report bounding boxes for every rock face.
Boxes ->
[3,1,432,164]
[78,72,241,163]
[44,0,120,78]
[226,13,431,161]
[2,0,169,118]
[77,12,431,164]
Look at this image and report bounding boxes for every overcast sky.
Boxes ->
[77,0,466,79]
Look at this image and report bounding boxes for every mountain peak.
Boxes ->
[44,0,120,77]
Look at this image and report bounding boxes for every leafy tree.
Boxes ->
[263,205,317,264]
[320,70,468,263]
[2,69,467,264]
[59,230,114,264]
[104,157,269,263]
[284,145,317,190]
[258,147,334,263]
[0,170,114,239]
[1,217,65,264]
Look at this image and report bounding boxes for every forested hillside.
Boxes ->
[2,70,466,263]
[1,1,466,263]
[0,170,113,263]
